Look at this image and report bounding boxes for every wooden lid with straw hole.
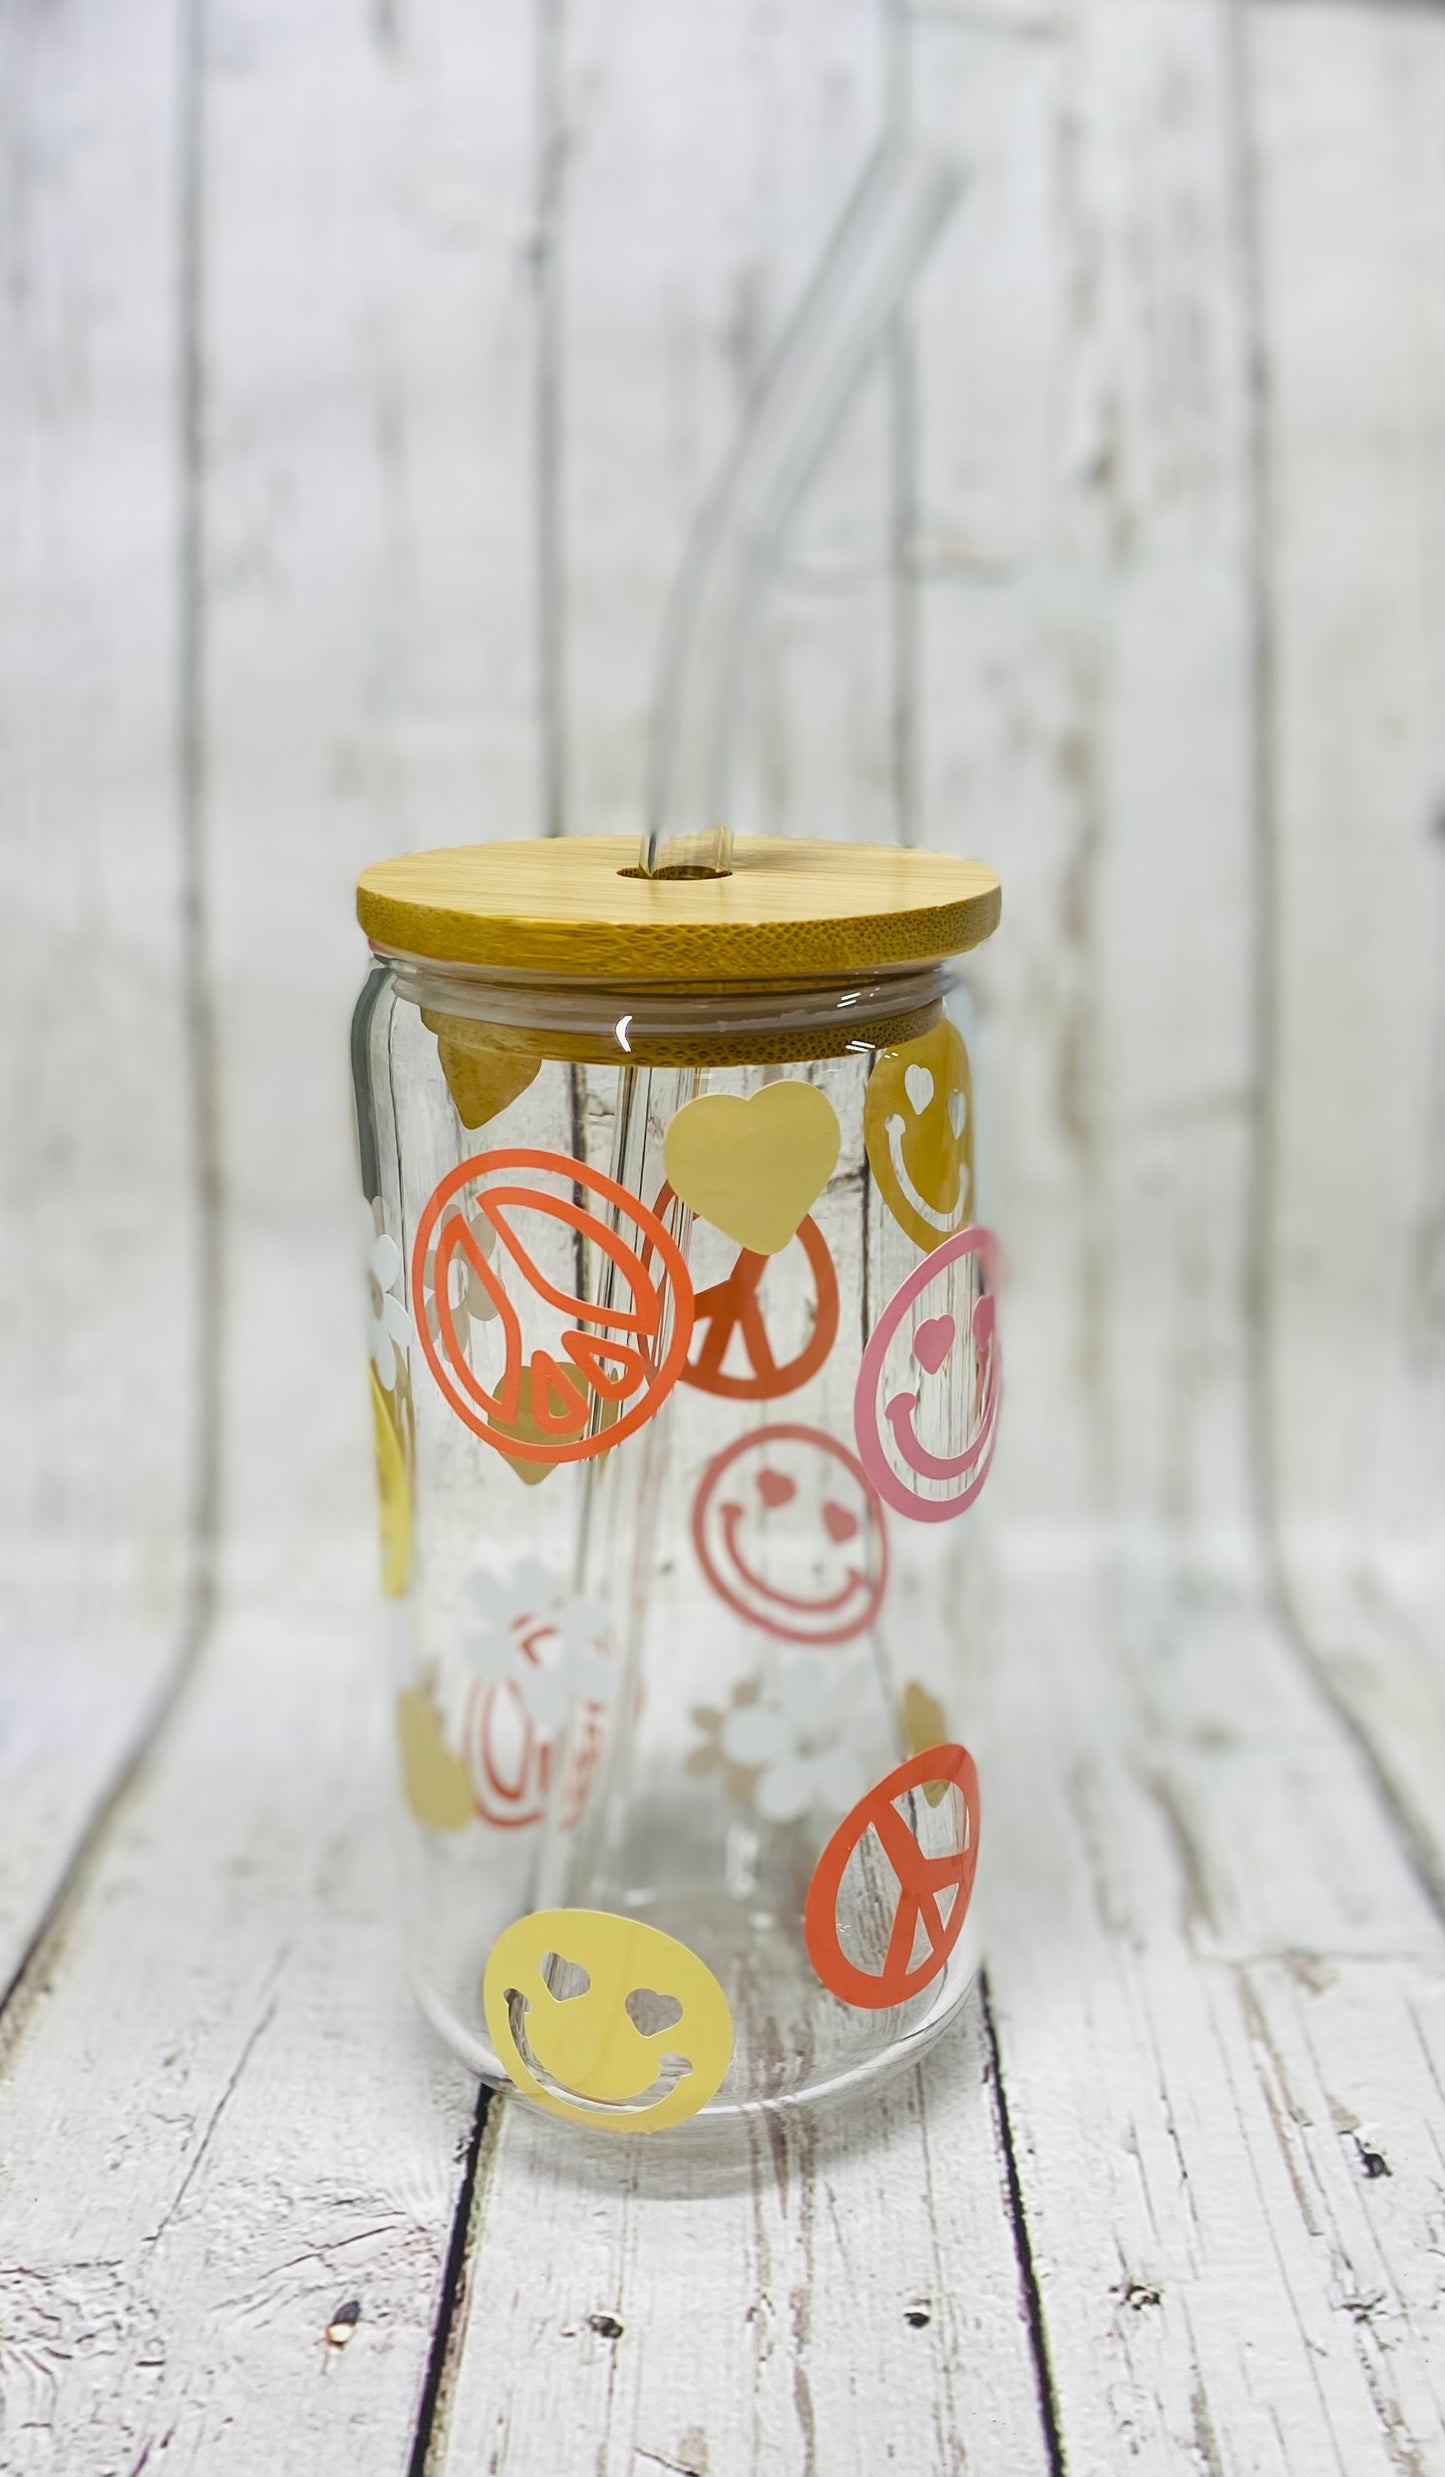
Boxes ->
[356,836,1000,983]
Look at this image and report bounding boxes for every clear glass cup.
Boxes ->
[353,852,1000,2136]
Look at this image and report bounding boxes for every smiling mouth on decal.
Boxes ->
[717,1501,872,1617]
[691,1424,891,1646]
[505,1988,692,2113]
[885,1114,968,1236]
[883,1369,999,1483]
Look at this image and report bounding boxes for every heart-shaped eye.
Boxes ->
[904,1064,934,1115]
[972,1295,995,1348]
[539,1953,591,2000]
[757,1467,796,1509]
[912,1314,957,1376]
[822,1500,859,1544]
[625,1987,685,2036]
[948,1089,967,1138]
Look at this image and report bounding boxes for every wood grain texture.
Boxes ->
[0,1574,476,2475]
[0,0,209,2000]
[436,2010,1052,2477]
[3,0,1444,2471]
[357,834,1000,976]
[978,1556,1445,2477]
[1249,4,1445,1922]
[1252,0,1445,1558]
[201,0,542,1238]
[910,0,1259,1546]
[1283,1558,1445,1922]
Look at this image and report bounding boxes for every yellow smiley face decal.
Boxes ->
[482,1909,733,2133]
[864,1020,974,1253]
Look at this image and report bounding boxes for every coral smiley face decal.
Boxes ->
[864,1020,974,1254]
[854,1228,1001,1524]
[482,1909,733,2132]
[691,1424,889,1647]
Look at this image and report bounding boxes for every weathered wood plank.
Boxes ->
[1248,3,1445,1918]
[201,0,542,1246]
[0,0,204,1993]
[0,4,542,2463]
[436,2004,1052,2477]
[981,1558,1445,2477]
[908,0,1260,1544]
[1251,0,1445,1564]
[0,1555,476,2474]
[6,8,1445,2477]
[1282,1556,1445,1920]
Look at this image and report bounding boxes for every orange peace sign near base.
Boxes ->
[804,1744,979,2010]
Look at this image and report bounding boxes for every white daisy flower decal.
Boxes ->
[450,1563,615,1741]
[362,1201,413,1392]
[718,1663,867,1824]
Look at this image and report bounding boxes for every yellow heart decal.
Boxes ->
[422,1009,541,1131]
[663,1081,840,1256]
[396,1689,473,1832]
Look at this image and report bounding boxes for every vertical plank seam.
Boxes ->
[885,0,921,849]
[177,0,224,1667]
[886,16,1063,2466]
[0,0,225,2043]
[535,0,569,838]
[1227,0,1445,1929]
[979,1971,1069,2477]
[1227,0,1283,1619]
[405,2090,494,2477]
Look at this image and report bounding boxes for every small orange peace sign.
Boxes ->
[681,1216,839,1402]
[804,1744,979,2010]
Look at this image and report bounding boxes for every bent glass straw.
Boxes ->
[640,137,962,881]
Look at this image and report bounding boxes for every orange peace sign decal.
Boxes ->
[411,1149,694,1466]
[804,1744,980,2010]
[648,1183,839,1402]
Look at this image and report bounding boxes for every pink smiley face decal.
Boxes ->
[854,1228,1002,1523]
[691,1424,889,1647]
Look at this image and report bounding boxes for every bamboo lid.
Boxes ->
[356,835,1000,982]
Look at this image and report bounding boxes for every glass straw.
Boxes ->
[640,136,962,880]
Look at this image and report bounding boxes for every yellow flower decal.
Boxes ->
[900,1678,950,1807]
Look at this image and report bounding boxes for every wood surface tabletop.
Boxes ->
[3,0,1443,2470]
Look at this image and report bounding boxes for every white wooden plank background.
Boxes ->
[2,0,1443,2471]
[0,0,213,2011]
